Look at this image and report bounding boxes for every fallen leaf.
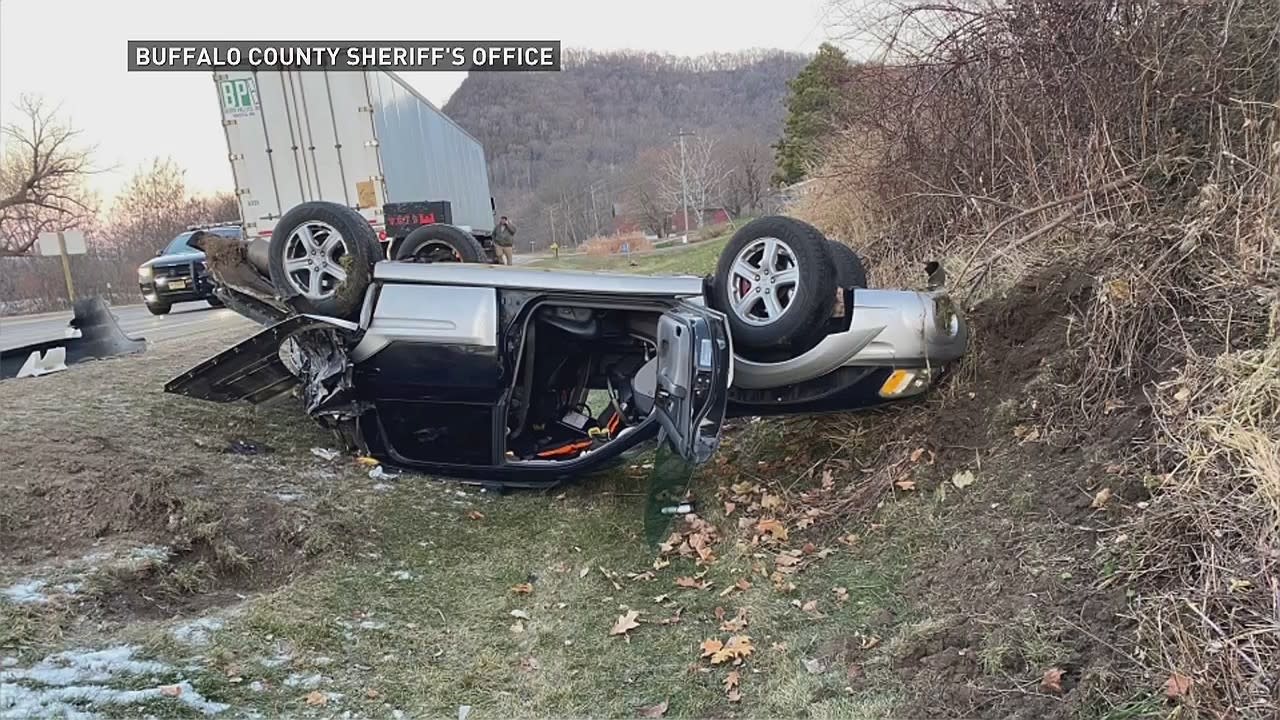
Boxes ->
[675,576,709,590]
[638,700,669,718]
[821,468,834,489]
[160,685,183,698]
[859,635,880,650]
[755,518,789,541]
[365,688,381,700]
[803,657,825,674]
[1090,487,1113,510]
[1228,578,1252,593]
[724,501,737,516]
[710,635,753,664]
[724,669,741,689]
[579,566,590,579]
[652,558,671,571]
[895,479,917,491]
[510,609,531,620]
[700,638,724,658]
[1174,387,1192,403]
[520,657,541,672]
[1164,672,1193,698]
[801,600,818,613]
[355,456,380,467]
[720,607,749,632]
[610,609,641,636]
[774,553,801,568]
[511,583,534,595]
[304,690,328,707]
[1041,667,1064,694]
[736,578,752,591]
[801,542,817,555]
[760,494,784,510]
[727,688,742,703]
[910,447,926,462]
[951,470,977,489]
[466,510,485,521]
[833,587,849,603]
[510,620,525,633]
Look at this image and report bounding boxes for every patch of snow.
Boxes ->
[389,571,415,581]
[248,680,267,693]
[127,545,170,563]
[0,646,227,718]
[255,654,291,669]
[368,466,400,481]
[2,580,48,605]
[272,492,304,503]
[357,620,387,631]
[0,658,16,668]
[58,582,83,596]
[172,618,224,647]
[310,447,340,461]
[371,483,393,492]
[282,673,324,689]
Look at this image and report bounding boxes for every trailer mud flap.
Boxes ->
[1,297,146,380]
[165,314,362,418]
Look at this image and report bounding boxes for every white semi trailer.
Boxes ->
[214,69,495,256]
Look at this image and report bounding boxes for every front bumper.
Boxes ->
[139,272,217,304]
[731,288,968,390]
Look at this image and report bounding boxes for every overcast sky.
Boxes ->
[0,0,839,203]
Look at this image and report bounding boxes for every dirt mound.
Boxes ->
[790,259,1160,718]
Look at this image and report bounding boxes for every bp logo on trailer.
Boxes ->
[220,78,259,118]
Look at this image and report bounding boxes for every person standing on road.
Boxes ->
[493,215,516,265]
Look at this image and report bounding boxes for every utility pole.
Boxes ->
[676,130,694,242]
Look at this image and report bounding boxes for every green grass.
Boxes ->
[532,235,732,276]
[167,465,910,717]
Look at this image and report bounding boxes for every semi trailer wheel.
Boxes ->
[710,216,836,349]
[394,224,486,264]
[267,201,380,320]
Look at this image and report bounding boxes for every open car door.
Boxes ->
[653,302,732,463]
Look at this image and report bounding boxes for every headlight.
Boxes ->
[138,267,153,281]
[934,296,960,336]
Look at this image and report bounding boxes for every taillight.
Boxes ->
[377,230,388,241]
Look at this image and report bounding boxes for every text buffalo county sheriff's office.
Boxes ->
[131,45,558,70]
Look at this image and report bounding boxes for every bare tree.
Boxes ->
[623,149,670,236]
[0,95,96,256]
[657,134,729,229]
[718,136,772,217]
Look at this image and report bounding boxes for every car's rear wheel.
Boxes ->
[206,296,225,308]
[394,224,485,263]
[146,301,171,316]
[827,240,869,288]
[711,216,836,349]
[268,201,379,319]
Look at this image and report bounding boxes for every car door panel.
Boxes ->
[653,302,731,464]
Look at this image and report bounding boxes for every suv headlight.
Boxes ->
[138,267,153,281]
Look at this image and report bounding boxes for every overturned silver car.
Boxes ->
[169,202,967,486]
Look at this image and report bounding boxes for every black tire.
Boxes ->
[394,224,486,263]
[827,240,869,288]
[206,296,225,308]
[146,302,171,316]
[268,201,380,319]
[711,216,836,349]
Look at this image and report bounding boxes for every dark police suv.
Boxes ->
[137,224,243,315]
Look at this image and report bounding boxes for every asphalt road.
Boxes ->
[0,301,255,351]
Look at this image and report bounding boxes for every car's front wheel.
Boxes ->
[267,201,380,319]
[710,217,836,349]
[146,302,171,316]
